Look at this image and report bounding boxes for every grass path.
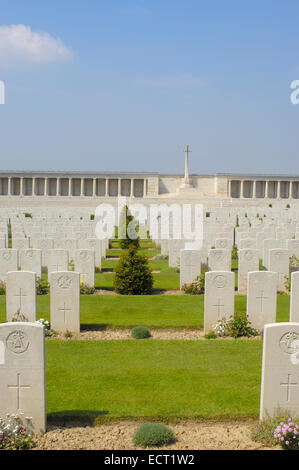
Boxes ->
[46,339,262,421]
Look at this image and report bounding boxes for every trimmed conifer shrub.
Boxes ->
[119,205,140,250]
[133,423,175,448]
[131,326,151,339]
[114,245,153,295]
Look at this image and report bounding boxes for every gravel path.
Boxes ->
[47,328,261,341]
[33,420,275,450]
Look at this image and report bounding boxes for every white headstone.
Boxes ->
[208,249,231,271]
[19,249,42,278]
[180,249,201,288]
[0,322,46,433]
[50,271,80,333]
[269,248,290,292]
[0,249,18,282]
[6,271,37,322]
[238,249,259,294]
[47,249,69,273]
[74,249,95,287]
[204,271,234,333]
[247,271,278,331]
[260,322,299,420]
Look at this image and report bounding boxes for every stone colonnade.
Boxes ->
[229,179,299,199]
[0,176,148,198]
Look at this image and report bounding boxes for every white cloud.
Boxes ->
[0,24,74,66]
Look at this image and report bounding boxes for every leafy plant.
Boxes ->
[0,414,34,450]
[204,331,217,339]
[231,245,238,260]
[0,281,6,295]
[64,330,73,339]
[35,318,55,337]
[131,326,151,339]
[252,417,282,447]
[213,314,259,338]
[274,418,299,450]
[80,282,95,295]
[114,245,153,295]
[182,272,205,295]
[36,277,49,295]
[133,423,175,448]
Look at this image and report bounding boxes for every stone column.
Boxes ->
[118,178,121,196]
[290,181,293,199]
[20,177,24,196]
[8,177,11,196]
[240,180,244,198]
[105,179,109,197]
[252,180,256,198]
[80,178,84,197]
[228,180,232,198]
[277,181,281,199]
[143,179,147,197]
[130,179,134,197]
[92,178,96,197]
[57,177,60,196]
[265,181,269,198]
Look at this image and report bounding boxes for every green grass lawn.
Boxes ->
[0,294,291,328]
[96,264,180,291]
[46,339,262,422]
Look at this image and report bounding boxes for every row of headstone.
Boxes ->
[0,249,96,286]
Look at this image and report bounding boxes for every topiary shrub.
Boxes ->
[131,326,151,339]
[133,423,175,448]
[119,205,140,250]
[114,245,153,295]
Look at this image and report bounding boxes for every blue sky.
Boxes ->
[0,0,299,174]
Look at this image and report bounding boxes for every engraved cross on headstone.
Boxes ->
[13,288,27,311]
[256,291,269,313]
[8,373,31,410]
[58,303,72,323]
[280,374,298,402]
[213,298,224,318]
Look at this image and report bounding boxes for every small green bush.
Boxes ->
[231,245,238,261]
[226,313,259,338]
[114,245,153,295]
[252,417,287,448]
[36,277,49,295]
[131,326,151,339]
[80,282,95,295]
[133,423,175,448]
[204,331,217,339]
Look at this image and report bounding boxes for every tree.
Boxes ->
[114,245,153,295]
[119,205,140,250]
